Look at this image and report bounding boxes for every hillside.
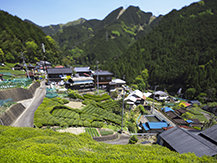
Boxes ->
[39,18,86,36]
[104,0,217,100]
[51,6,161,65]
[0,125,215,162]
[0,10,60,64]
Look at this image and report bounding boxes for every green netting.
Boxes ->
[46,87,58,98]
[0,78,32,89]
[0,98,14,114]
[0,72,12,76]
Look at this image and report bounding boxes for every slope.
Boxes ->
[51,6,161,65]
[0,125,215,162]
[106,0,217,99]
[0,11,60,64]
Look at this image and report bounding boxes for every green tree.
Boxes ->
[0,48,5,62]
[185,88,196,100]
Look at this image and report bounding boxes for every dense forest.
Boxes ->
[0,125,215,162]
[51,6,161,65]
[0,10,60,64]
[102,0,217,101]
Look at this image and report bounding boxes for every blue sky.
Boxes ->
[0,0,199,26]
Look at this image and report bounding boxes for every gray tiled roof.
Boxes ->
[200,124,217,144]
[47,68,72,74]
[93,70,113,76]
[159,126,217,157]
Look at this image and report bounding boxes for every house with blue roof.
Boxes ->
[161,107,174,113]
[141,121,169,133]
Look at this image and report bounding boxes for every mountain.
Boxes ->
[0,10,60,64]
[105,0,217,100]
[51,6,162,65]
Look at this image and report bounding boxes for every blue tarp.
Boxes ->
[186,120,194,123]
[161,106,174,113]
[147,122,168,129]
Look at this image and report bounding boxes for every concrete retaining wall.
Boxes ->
[0,103,25,126]
[0,81,40,126]
[93,133,118,141]
[0,81,40,102]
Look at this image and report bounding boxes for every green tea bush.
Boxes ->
[0,125,215,162]
[100,130,114,136]
[128,135,138,144]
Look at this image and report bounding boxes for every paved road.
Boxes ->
[12,81,46,127]
[102,133,130,145]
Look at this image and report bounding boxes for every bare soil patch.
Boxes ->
[65,101,84,109]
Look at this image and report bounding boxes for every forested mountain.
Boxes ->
[51,6,161,65]
[104,0,217,100]
[38,18,86,36]
[0,10,60,64]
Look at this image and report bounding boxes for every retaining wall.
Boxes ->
[0,81,40,102]
[0,103,25,126]
[93,133,118,141]
[0,81,40,126]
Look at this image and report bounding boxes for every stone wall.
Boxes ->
[93,133,118,141]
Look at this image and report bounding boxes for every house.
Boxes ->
[162,108,186,126]
[25,72,35,80]
[188,100,201,106]
[186,119,202,127]
[65,76,94,90]
[141,121,169,133]
[175,108,187,116]
[92,70,113,90]
[73,67,92,77]
[13,64,24,70]
[158,125,217,157]
[202,106,217,116]
[152,91,169,101]
[109,78,126,93]
[124,89,146,107]
[47,68,72,82]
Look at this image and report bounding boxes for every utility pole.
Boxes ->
[121,85,126,134]
[152,85,159,114]
[96,61,99,94]
[21,52,30,79]
[41,43,46,76]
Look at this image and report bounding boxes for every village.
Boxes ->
[0,61,217,157]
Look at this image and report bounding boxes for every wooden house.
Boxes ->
[92,70,113,90]
[47,68,72,82]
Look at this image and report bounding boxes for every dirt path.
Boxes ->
[57,127,85,135]
[65,101,84,109]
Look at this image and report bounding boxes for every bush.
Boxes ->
[128,135,138,144]
[100,130,113,136]
[127,123,136,133]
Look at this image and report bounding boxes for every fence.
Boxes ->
[0,98,14,115]
[0,78,32,89]
[45,87,58,98]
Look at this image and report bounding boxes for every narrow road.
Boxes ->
[12,81,46,127]
[102,133,130,145]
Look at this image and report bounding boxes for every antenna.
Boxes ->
[21,52,30,79]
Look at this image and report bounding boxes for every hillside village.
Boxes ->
[0,0,217,161]
[0,60,217,158]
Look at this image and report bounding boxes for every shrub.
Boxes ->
[128,135,138,144]
[100,130,113,136]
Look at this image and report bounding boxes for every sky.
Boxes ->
[0,0,200,26]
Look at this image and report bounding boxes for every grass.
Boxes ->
[189,109,207,122]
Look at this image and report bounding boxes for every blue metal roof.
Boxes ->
[161,106,174,113]
[142,123,150,131]
[147,122,168,129]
